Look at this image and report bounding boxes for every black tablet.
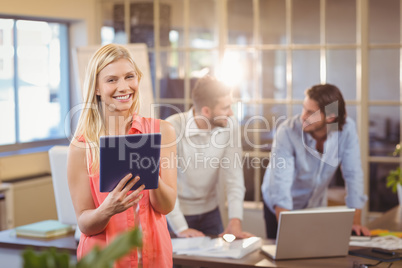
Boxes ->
[99,133,161,192]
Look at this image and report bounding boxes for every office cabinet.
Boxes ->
[0,151,58,228]
[8,176,57,227]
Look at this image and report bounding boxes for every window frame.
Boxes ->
[98,0,402,217]
[0,15,71,153]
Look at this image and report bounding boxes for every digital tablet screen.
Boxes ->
[99,133,161,192]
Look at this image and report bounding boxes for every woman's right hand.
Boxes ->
[101,173,145,217]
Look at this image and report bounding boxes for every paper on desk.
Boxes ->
[172,236,262,259]
[172,237,223,253]
[350,235,402,250]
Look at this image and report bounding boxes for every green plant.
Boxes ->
[22,227,142,268]
[386,144,402,193]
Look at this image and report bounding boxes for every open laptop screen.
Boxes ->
[262,207,355,260]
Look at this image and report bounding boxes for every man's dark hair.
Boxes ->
[192,75,231,112]
[305,84,347,131]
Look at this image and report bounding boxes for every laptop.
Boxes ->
[99,133,161,192]
[261,207,355,260]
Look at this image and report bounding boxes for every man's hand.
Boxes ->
[352,209,371,236]
[177,228,205,238]
[352,224,371,236]
[219,218,254,239]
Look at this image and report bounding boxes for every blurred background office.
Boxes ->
[0,0,401,236]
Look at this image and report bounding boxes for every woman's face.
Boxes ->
[96,58,139,116]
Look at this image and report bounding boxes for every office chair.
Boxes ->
[48,145,81,241]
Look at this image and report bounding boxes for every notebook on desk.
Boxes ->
[261,207,355,260]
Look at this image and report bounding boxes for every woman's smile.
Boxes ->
[113,93,133,102]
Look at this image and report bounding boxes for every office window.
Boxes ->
[0,18,69,148]
[99,0,402,214]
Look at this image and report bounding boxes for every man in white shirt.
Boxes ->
[166,75,252,238]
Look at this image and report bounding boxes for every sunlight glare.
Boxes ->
[219,52,243,87]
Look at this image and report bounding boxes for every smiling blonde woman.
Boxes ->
[67,43,177,268]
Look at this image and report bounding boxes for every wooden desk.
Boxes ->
[173,241,401,268]
[173,206,402,268]
[0,228,77,267]
[1,207,402,268]
[0,228,77,254]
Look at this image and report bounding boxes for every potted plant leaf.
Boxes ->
[386,144,402,203]
[22,227,142,268]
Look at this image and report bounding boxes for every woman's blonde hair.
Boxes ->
[74,44,143,174]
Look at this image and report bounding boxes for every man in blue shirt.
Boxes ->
[261,84,370,239]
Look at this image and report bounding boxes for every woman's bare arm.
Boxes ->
[149,120,177,214]
[67,140,144,236]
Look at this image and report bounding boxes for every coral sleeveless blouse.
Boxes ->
[77,115,173,268]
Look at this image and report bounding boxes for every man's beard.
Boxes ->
[209,115,228,128]
[302,120,327,134]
